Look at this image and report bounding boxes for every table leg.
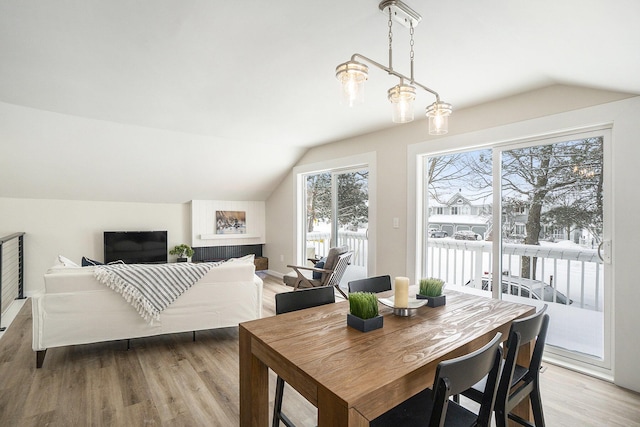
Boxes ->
[317,386,349,427]
[240,326,269,426]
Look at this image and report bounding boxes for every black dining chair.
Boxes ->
[272,286,336,427]
[347,275,392,293]
[371,332,503,427]
[458,305,549,427]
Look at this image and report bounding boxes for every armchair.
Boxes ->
[283,245,352,298]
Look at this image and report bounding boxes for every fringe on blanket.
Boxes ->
[94,262,222,323]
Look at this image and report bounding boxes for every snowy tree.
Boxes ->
[463,137,603,278]
[306,173,331,232]
[426,152,492,204]
[502,138,603,278]
[305,171,368,232]
[337,171,368,229]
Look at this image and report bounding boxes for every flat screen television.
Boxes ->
[104,231,168,264]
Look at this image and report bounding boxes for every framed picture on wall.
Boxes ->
[216,210,247,235]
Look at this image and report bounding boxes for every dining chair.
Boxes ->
[347,275,392,293]
[371,332,503,427]
[458,305,549,427]
[272,286,336,427]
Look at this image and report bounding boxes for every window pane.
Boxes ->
[500,136,604,359]
[423,149,493,288]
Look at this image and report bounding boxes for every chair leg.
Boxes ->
[272,376,285,427]
[531,385,545,427]
[495,408,508,427]
[272,376,297,427]
[334,284,348,299]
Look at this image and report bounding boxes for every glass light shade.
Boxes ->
[387,84,416,123]
[426,101,453,135]
[336,61,368,107]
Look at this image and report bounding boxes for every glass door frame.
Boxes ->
[492,127,612,372]
[410,125,612,376]
[293,152,377,275]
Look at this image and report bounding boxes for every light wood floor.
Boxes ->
[1,275,638,426]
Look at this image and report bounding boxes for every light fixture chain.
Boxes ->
[409,21,415,82]
[388,6,393,70]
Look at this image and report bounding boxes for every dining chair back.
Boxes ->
[348,275,392,294]
[371,332,503,427]
[272,286,336,427]
[275,285,336,315]
[460,305,549,427]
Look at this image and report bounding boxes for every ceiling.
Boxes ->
[1,0,639,203]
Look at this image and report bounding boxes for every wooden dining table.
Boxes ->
[239,290,536,427]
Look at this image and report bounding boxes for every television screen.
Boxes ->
[104,231,168,264]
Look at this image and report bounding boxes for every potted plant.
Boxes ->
[169,244,195,262]
[417,277,446,307]
[347,292,383,332]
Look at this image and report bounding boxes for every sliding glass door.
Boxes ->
[303,168,369,278]
[421,128,610,369]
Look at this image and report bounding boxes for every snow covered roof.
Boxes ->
[428,214,490,225]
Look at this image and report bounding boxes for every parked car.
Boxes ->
[464,274,572,305]
[453,230,481,241]
[429,229,448,238]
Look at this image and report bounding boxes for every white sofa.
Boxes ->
[32,257,263,368]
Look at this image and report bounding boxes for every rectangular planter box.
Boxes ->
[416,294,446,307]
[347,313,383,332]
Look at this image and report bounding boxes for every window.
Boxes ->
[450,206,459,215]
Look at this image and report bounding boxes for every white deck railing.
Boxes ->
[305,232,602,312]
[427,238,603,312]
[306,231,368,267]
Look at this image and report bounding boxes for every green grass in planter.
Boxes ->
[419,278,444,297]
[348,292,379,320]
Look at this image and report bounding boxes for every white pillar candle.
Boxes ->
[394,276,410,308]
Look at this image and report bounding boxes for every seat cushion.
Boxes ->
[371,387,479,427]
[283,270,322,288]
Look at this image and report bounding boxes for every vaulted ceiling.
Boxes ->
[1,1,639,203]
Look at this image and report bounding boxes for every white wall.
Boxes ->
[264,85,640,392]
[0,197,190,294]
[0,101,304,204]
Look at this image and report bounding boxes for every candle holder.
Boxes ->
[378,297,428,317]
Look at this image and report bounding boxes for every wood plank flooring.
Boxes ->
[1,275,638,426]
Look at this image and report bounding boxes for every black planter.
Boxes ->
[177,257,188,263]
[416,294,446,307]
[347,314,383,332]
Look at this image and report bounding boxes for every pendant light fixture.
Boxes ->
[335,0,452,134]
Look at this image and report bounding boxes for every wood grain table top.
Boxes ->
[240,290,535,426]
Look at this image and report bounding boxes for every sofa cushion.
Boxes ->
[82,256,104,267]
[227,254,255,264]
[57,255,80,268]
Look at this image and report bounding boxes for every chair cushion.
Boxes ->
[371,387,479,427]
[323,245,349,271]
[283,270,322,288]
[312,258,326,279]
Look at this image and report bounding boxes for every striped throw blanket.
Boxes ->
[94,262,222,322]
